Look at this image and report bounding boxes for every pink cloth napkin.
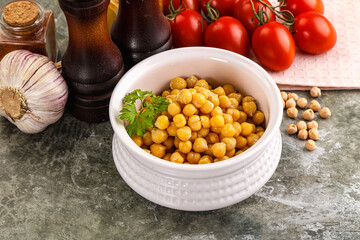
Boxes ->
[252,0,360,90]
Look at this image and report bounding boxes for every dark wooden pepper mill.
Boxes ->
[59,0,125,122]
[110,0,173,70]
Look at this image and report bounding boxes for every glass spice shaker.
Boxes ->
[0,0,57,61]
[110,0,173,70]
[59,0,125,123]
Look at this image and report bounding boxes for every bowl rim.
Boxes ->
[109,47,283,172]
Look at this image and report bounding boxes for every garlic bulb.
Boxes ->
[0,50,68,134]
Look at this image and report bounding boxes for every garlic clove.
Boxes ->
[0,50,68,134]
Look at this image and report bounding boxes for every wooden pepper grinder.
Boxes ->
[110,0,173,70]
[59,0,125,122]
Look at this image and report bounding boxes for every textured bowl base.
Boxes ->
[112,130,282,211]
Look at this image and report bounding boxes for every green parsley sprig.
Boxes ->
[119,89,169,137]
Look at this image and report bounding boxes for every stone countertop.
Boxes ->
[1,1,360,239]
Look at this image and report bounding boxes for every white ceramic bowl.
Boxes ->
[109,47,283,211]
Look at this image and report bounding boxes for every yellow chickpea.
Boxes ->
[198,128,210,138]
[163,153,172,161]
[222,137,236,151]
[178,89,193,104]
[236,135,247,149]
[200,115,211,128]
[170,152,185,163]
[228,93,242,103]
[212,86,226,96]
[193,137,208,153]
[229,98,239,109]
[208,93,220,107]
[238,111,248,123]
[142,131,153,146]
[255,126,264,133]
[233,122,242,137]
[191,93,206,108]
[247,133,260,147]
[210,126,222,134]
[226,109,241,122]
[194,79,210,89]
[195,87,211,99]
[242,96,255,103]
[151,128,168,143]
[173,113,187,128]
[177,126,192,141]
[188,115,202,131]
[235,150,244,156]
[179,140,192,153]
[168,102,181,116]
[214,156,230,162]
[171,89,180,95]
[226,149,236,158]
[186,151,201,164]
[162,90,171,97]
[210,114,225,128]
[183,103,198,117]
[252,111,265,125]
[223,84,236,95]
[155,115,170,130]
[206,132,220,144]
[162,137,174,150]
[242,101,257,117]
[186,75,198,88]
[211,142,227,158]
[131,135,143,147]
[174,136,180,148]
[170,77,187,90]
[198,155,213,164]
[219,95,232,109]
[200,100,214,114]
[190,131,198,142]
[240,122,255,136]
[150,143,166,158]
[221,123,236,138]
[223,113,234,124]
[211,106,223,116]
[166,122,178,137]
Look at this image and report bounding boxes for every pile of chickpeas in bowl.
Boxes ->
[130,75,266,164]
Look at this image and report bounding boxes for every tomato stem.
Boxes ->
[204,0,219,23]
[165,0,186,21]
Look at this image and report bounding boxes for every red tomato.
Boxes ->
[200,0,239,17]
[233,0,276,36]
[205,16,249,57]
[252,21,295,71]
[292,12,337,54]
[280,0,324,17]
[163,0,201,15]
[169,9,207,48]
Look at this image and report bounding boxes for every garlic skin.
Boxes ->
[0,50,68,134]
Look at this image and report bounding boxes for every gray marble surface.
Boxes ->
[1,1,360,239]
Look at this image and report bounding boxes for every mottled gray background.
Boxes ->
[0,0,360,239]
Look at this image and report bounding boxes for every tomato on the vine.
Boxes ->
[233,0,276,36]
[205,16,249,57]
[280,0,324,17]
[168,9,207,48]
[252,21,295,71]
[200,0,239,17]
[163,0,201,15]
[292,12,336,54]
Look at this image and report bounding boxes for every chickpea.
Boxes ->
[142,148,151,154]
[252,111,265,125]
[226,109,241,122]
[297,98,308,109]
[305,140,317,151]
[280,91,288,101]
[188,115,202,131]
[190,131,198,142]
[187,151,201,164]
[228,93,242,103]
[142,131,153,146]
[210,114,225,128]
[296,120,307,131]
[163,137,174,150]
[211,142,227,158]
[163,153,172,161]
[242,101,257,117]
[173,113,187,128]
[170,77,187,90]
[178,89,193,104]
[211,106,223,116]
[229,98,239,109]
[212,86,226,96]
[221,123,236,138]
[223,84,236,95]
[208,93,220,107]
[238,111,247,123]
[200,115,211,128]
[206,132,220,144]
[287,107,298,119]
[200,100,214,114]
[196,87,211,99]
[193,137,208,153]
[223,114,234,124]
[198,128,210,138]
[177,126,192,141]
[174,136,180,149]
[222,137,236,151]
[194,79,211,89]
[287,92,299,101]
[198,155,213,164]
[191,93,206,108]
[171,89,180,95]
[168,102,181,116]
[235,136,247,149]
[307,120,318,129]
[257,131,264,138]
[303,109,315,121]
[309,100,321,112]
[310,87,321,98]
[131,135,143,147]
[183,103,198,117]
[309,128,319,141]
[255,126,264,133]
[210,126,222,134]
[219,95,232,109]
[287,124,297,135]
[242,96,255,103]
[150,143,166,158]
[151,128,168,143]
[214,156,230,162]
[162,90,171,97]
[240,122,255,136]
[155,115,170,130]
[226,149,236,158]
[170,152,185,163]
[186,75,198,88]
[179,140,192,153]
[235,150,244,156]
[320,107,331,118]
[247,133,260,147]
[298,129,308,140]
[166,122,178,136]
[286,98,296,109]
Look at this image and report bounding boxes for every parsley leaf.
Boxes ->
[119,89,169,137]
